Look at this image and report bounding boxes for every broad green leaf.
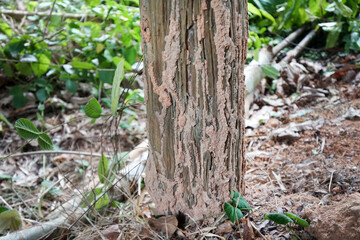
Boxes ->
[26,1,39,12]
[15,118,39,139]
[37,133,53,150]
[6,39,25,57]
[0,209,22,233]
[231,191,252,211]
[65,79,78,93]
[10,86,26,109]
[31,54,50,77]
[248,3,261,17]
[98,69,115,84]
[224,202,243,223]
[264,213,293,225]
[261,65,280,79]
[111,60,124,116]
[12,94,26,110]
[71,61,96,70]
[335,2,353,19]
[0,22,12,37]
[36,88,48,102]
[325,23,343,49]
[309,0,328,17]
[122,46,137,64]
[259,9,276,26]
[85,0,102,8]
[85,98,102,118]
[15,63,33,76]
[285,212,309,227]
[2,63,14,77]
[98,154,109,184]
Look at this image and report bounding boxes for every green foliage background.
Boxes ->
[0,0,359,109]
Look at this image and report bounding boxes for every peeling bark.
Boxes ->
[140,0,248,219]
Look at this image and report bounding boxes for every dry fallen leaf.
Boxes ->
[100,224,120,240]
[148,216,178,237]
[242,218,255,240]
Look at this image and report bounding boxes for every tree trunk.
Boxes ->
[140,0,248,219]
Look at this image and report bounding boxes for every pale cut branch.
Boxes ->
[0,150,110,159]
[272,27,306,56]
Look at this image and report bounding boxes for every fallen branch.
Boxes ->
[282,29,317,63]
[272,27,306,56]
[0,150,110,159]
[244,29,317,118]
[0,141,149,240]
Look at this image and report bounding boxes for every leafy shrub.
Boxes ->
[0,0,141,109]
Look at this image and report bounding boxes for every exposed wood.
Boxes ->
[282,29,317,63]
[140,0,248,219]
[272,27,306,56]
[0,150,110,160]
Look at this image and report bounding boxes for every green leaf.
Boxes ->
[81,188,109,209]
[95,192,109,209]
[0,209,22,233]
[15,63,33,76]
[231,191,252,211]
[6,39,25,57]
[335,2,353,19]
[259,9,276,26]
[65,79,78,93]
[36,88,48,102]
[264,213,293,225]
[285,212,309,227]
[224,202,243,223]
[248,3,262,17]
[10,86,26,109]
[261,65,280,79]
[31,54,50,77]
[122,46,138,64]
[71,61,96,70]
[111,60,124,116]
[0,207,9,214]
[99,69,115,84]
[2,63,14,77]
[0,113,12,128]
[15,118,40,139]
[85,98,102,118]
[37,133,53,150]
[309,0,328,17]
[0,22,12,37]
[98,154,109,184]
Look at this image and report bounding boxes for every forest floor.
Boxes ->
[0,51,359,239]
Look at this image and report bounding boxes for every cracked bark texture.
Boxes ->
[140,0,248,219]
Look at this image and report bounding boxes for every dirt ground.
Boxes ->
[0,54,360,239]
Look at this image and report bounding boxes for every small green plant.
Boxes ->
[224,190,309,234]
[14,118,53,150]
